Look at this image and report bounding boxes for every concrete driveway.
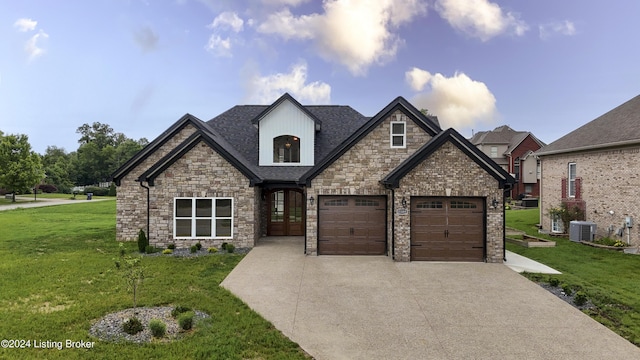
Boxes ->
[221,237,640,360]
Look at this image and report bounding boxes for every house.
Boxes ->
[469,125,545,199]
[536,94,640,246]
[111,94,514,262]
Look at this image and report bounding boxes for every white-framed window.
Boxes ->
[490,146,498,158]
[568,162,576,197]
[174,197,233,239]
[551,214,564,233]
[390,121,406,148]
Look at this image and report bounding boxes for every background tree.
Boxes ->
[42,146,74,193]
[0,134,45,202]
[73,122,147,185]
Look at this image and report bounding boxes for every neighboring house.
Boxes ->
[470,125,545,199]
[536,94,640,246]
[111,94,514,262]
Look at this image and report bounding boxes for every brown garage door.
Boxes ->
[318,196,386,255]
[411,197,484,261]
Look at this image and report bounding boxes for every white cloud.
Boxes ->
[257,0,427,76]
[14,18,37,32]
[244,61,330,104]
[205,12,245,57]
[407,68,497,130]
[205,35,232,57]
[539,20,576,40]
[208,11,244,33]
[262,0,310,6]
[435,0,528,41]
[405,67,432,91]
[25,29,49,61]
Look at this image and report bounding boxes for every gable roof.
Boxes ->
[110,113,261,186]
[250,93,322,131]
[470,125,545,156]
[381,128,515,189]
[137,129,261,187]
[111,114,208,185]
[536,94,640,156]
[299,96,442,186]
[206,104,368,168]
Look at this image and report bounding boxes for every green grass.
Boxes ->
[506,208,640,346]
[0,201,307,359]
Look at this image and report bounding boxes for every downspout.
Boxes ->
[503,183,513,262]
[139,181,150,240]
[391,188,395,259]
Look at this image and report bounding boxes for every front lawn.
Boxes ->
[506,208,640,346]
[0,201,307,359]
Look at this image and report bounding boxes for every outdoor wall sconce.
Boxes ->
[401,197,407,208]
[491,198,499,209]
[309,196,315,206]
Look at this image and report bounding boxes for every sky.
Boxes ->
[2,0,639,155]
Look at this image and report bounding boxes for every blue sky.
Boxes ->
[2,0,639,154]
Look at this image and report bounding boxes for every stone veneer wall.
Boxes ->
[540,145,640,246]
[306,110,433,255]
[395,141,504,263]
[148,140,256,249]
[116,125,197,241]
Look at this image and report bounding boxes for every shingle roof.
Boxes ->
[536,94,640,156]
[206,103,369,175]
[469,125,545,155]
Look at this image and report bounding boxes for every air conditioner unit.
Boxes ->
[569,221,596,242]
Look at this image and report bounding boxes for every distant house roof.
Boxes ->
[469,125,545,156]
[536,94,640,156]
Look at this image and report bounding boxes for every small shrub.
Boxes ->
[162,249,173,255]
[149,319,167,338]
[171,305,192,318]
[122,317,144,335]
[108,183,117,196]
[221,242,228,250]
[195,242,202,250]
[226,244,235,253]
[549,277,560,287]
[178,311,195,330]
[208,247,218,253]
[190,245,198,253]
[574,291,588,306]
[137,229,148,253]
[37,184,58,193]
[561,283,573,296]
[145,245,156,254]
[83,186,109,196]
[167,243,176,250]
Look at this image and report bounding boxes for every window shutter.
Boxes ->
[575,178,581,199]
[561,178,567,199]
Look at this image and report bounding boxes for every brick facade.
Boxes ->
[115,98,510,261]
[306,111,506,262]
[116,125,198,241]
[540,145,640,245]
[306,110,432,256]
[116,126,258,250]
[395,142,504,262]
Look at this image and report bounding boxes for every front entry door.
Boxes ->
[267,189,304,236]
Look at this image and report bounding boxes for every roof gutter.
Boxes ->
[536,139,640,156]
